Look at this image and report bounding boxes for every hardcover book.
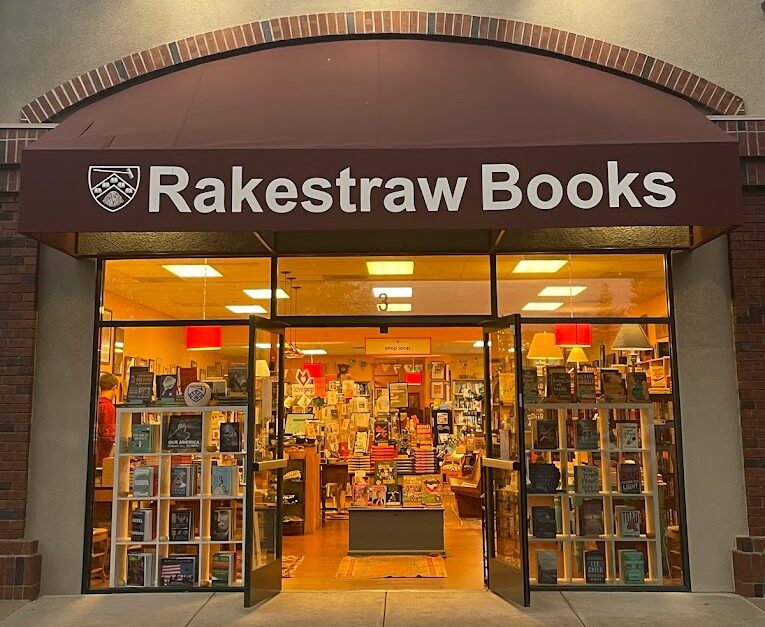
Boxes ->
[126,369,154,405]
[546,366,571,401]
[132,466,157,498]
[373,419,390,443]
[159,556,197,586]
[575,420,599,450]
[522,368,540,403]
[601,369,626,402]
[127,552,154,587]
[351,475,369,507]
[179,367,198,394]
[574,465,601,494]
[578,500,605,536]
[211,551,236,586]
[226,364,248,397]
[618,463,642,494]
[130,424,159,454]
[211,507,232,541]
[584,550,606,584]
[169,508,193,542]
[385,486,402,507]
[536,550,558,584]
[533,419,559,450]
[164,414,203,453]
[626,371,650,402]
[368,484,387,507]
[527,462,561,494]
[531,506,558,539]
[156,374,178,404]
[130,508,154,542]
[402,475,423,507]
[575,371,597,402]
[617,423,640,450]
[421,474,442,506]
[619,550,645,584]
[374,460,396,485]
[212,465,238,497]
[615,506,642,537]
[170,465,196,497]
[219,422,241,453]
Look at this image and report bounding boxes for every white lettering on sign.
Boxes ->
[138,163,677,216]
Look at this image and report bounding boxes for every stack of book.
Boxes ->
[347,455,371,473]
[369,443,396,471]
[414,447,436,473]
[394,456,415,475]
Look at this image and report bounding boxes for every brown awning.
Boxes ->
[19,38,742,248]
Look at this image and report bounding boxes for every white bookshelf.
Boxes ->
[109,405,247,588]
[452,379,483,427]
[525,402,663,586]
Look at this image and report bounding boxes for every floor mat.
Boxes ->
[282,555,305,578]
[336,555,447,579]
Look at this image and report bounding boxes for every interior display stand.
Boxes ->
[109,405,247,588]
[526,402,663,586]
[347,507,445,555]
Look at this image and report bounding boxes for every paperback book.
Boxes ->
[385,486,402,507]
[575,371,597,402]
[170,464,197,497]
[169,508,193,542]
[156,374,178,404]
[546,366,571,401]
[584,550,606,584]
[368,484,387,507]
[132,466,157,498]
[575,420,599,450]
[373,419,390,443]
[574,465,601,494]
[351,475,369,507]
[626,371,650,402]
[130,424,159,454]
[618,463,642,494]
[212,465,238,497]
[536,550,558,584]
[127,552,154,587]
[374,460,396,485]
[617,423,640,450]
[527,462,561,494]
[164,414,203,453]
[531,506,557,539]
[211,508,233,541]
[619,550,646,584]
[601,369,626,402]
[130,508,154,542]
[578,500,605,536]
[219,422,241,453]
[615,506,642,537]
[532,418,559,450]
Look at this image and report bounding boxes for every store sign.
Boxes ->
[365,338,432,356]
[291,368,315,397]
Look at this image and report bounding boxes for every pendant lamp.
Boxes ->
[555,323,592,347]
[185,257,222,351]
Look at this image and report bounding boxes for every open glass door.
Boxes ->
[482,314,530,606]
[244,317,287,607]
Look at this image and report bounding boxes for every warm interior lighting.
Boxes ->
[302,349,327,355]
[372,287,413,298]
[255,359,271,377]
[303,363,323,379]
[366,261,415,275]
[225,305,268,314]
[405,371,423,385]
[185,326,222,351]
[512,259,568,274]
[527,332,563,362]
[555,323,593,347]
[566,346,590,364]
[255,342,271,349]
[382,303,413,312]
[163,264,222,278]
[612,324,652,352]
[538,286,587,297]
[522,302,564,311]
[244,289,290,299]
[473,340,491,348]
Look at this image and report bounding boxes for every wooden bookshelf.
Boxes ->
[109,405,247,589]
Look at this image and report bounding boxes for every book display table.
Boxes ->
[347,507,445,555]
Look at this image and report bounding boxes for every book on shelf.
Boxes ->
[532,418,559,450]
[577,500,605,536]
[353,431,370,454]
[373,419,390,443]
[575,420,599,450]
[126,552,154,587]
[130,508,154,542]
[385,486,402,507]
[618,463,642,494]
[527,462,561,494]
[368,484,387,507]
[179,367,198,394]
[575,371,597,402]
[164,414,203,453]
[170,464,197,497]
[226,364,248,398]
[211,465,238,497]
[374,460,396,485]
[626,371,650,403]
[219,422,241,453]
[159,555,197,586]
[126,369,154,405]
[169,508,193,542]
[546,366,571,402]
[615,505,642,537]
[573,465,601,494]
[536,550,558,584]
[522,368,540,403]
[421,474,442,506]
[619,550,645,584]
[211,507,233,541]
[601,369,626,402]
[132,465,158,498]
[156,374,178,404]
[130,423,159,454]
[584,550,606,584]
[211,551,236,587]
[531,506,558,538]
[402,475,423,507]
[617,423,640,450]
[351,474,369,507]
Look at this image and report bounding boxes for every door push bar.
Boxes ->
[251,458,289,472]
[482,457,521,471]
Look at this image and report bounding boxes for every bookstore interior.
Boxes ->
[89,253,685,600]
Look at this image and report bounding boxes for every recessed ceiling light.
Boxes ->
[302,349,327,355]
[522,302,564,311]
[162,264,222,278]
[225,305,268,314]
[255,343,271,349]
[382,303,413,312]
[366,261,415,275]
[243,289,290,299]
[538,286,587,297]
[472,340,491,348]
[372,287,413,298]
[512,260,568,274]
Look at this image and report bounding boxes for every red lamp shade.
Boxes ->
[555,323,592,347]
[302,363,323,379]
[405,371,422,385]
[185,325,222,351]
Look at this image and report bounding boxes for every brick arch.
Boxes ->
[20,10,746,123]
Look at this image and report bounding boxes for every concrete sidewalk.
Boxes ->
[0,590,764,626]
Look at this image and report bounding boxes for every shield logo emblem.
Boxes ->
[88,166,140,212]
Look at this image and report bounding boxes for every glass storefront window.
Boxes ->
[497,254,668,318]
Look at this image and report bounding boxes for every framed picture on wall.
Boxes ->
[430,361,446,381]
[99,308,113,365]
[431,381,445,399]
[112,328,125,375]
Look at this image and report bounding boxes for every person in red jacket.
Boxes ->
[96,373,119,467]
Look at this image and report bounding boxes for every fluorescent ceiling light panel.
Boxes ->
[225,305,268,314]
[366,261,415,275]
[162,264,222,278]
[255,343,272,349]
[243,289,290,299]
[472,340,491,348]
[302,349,327,355]
[522,302,564,311]
[538,286,587,297]
[512,259,568,274]
[383,303,413,312]
[372,287,413,298]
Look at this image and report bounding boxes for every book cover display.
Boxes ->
[574,465,601,494]
[160,556,197,586]
[156,374,178,404]
[532,418,559,450]
[575,371,596,402]
[615,506,642,537]
[127,553,154,587]
[130,424,159,454]
[536,551,558,584]
[626,371,650,402]
[211,508,232,541]
[219,422,241,453]
[402,475,423,507]
[368,484,387,507]
[522,368,540,402]
[374,460,396,485]
[601,370,626,402]
[618,463,642,494]
[617,423,640,450]
[578,500,605,536]
[131,508,154,542]
[132,466,157,498]
[164,414,203,453]
[575,420,599,450]
[351,475,369,507]
[226,364,248,397]
[531,506,558,538]
[212,465,238,497]
[211,551,236,586]
[169,508,193,542]
[619,550,646,584]
[584,550,606,584]
[546,366,571,401]
[126,369,154,404]
[421,474,442,506]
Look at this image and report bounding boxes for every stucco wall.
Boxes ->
[0,0,764,120]
[672,236,749,592]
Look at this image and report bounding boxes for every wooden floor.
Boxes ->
[282,493,485,590]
